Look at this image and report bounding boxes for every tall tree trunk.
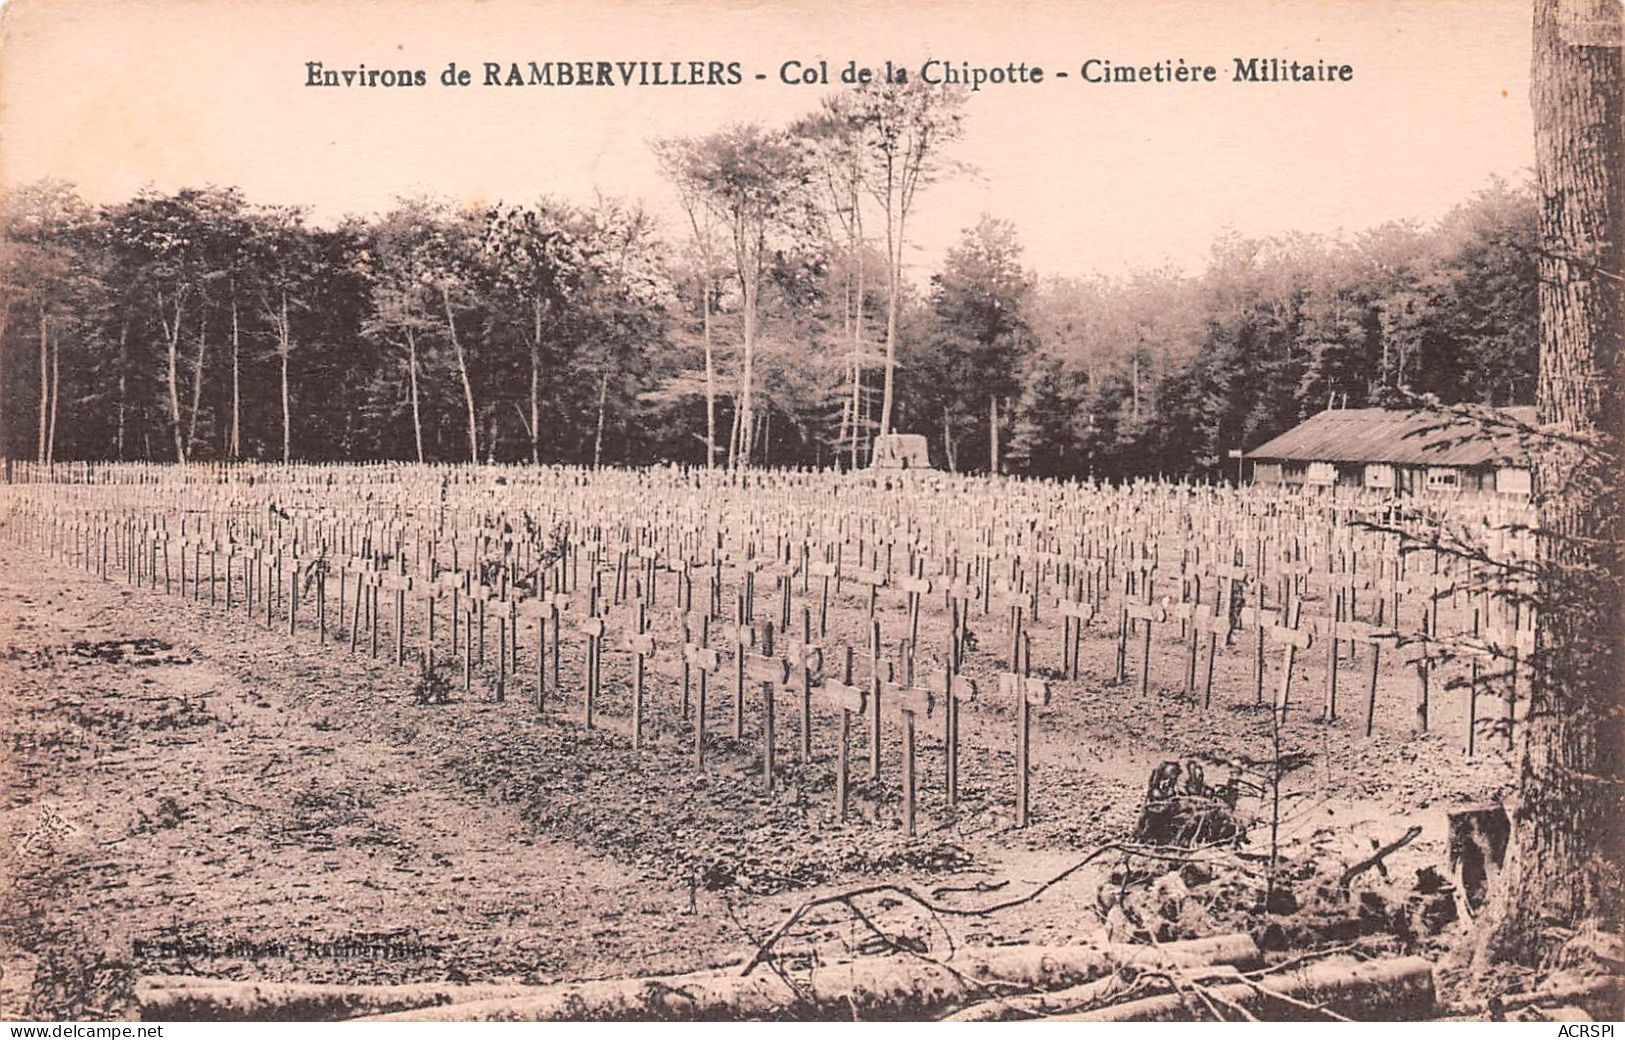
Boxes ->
[943,408,957,474]
[1476,0,1623,968]
[738,265,758,469]
[593,366,609,469]
[530,296,543,465]
[849,371,861,467]
[988,396,999,474]
[529,339,541,465]
[836,394,851,471]
[279,289,292,464]
[36,309,49,465]
[115,321,128,461]
[45,326,59,466]
[858,370,871,462]
[835,272,852,463]
[682,206,718,472]
[0,304,8,460]
[187,309,209,457]
[878,206,902,438]
[161,292,187,463]
[850,199,867,469]
[230,289,241,460]
[441,286,479,465]
[405,326,425,464]
[1131,352,1142,425]
[1379,322,1391,389]
[850,289,866,467]
[702,276,716,471]
[726,394,742,470]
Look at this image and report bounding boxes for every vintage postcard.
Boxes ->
[0,0,1620,1027]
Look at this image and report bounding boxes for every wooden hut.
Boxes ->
[1245,407,1534,496]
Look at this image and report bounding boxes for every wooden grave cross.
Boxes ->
[900,565,933,668]
[744,623,792,790]
[1399,632,1435,736]
[867,618,885,781]
[1171,597,1201,694]
[880,670,935,836]
[738,555,763,623]
[515,595,553,714]
[682,616,722,768]
[943,579,977,654]
[1125,596,1170,696]
[725,593,756,740]
[1056,593,1096,680]
[579,614,606,729]
[1264,601,1312,717]
[851,566,887,623]
[783,607,825,763]
[815,646,868,821]
[1240,584,1277,705]
[1483,618,1535,752]
[999,635,1050,829]
[380,570,413,666]
[1190,604,1235,710]
[623,604,656,750]
[808,558,838,637]
[1214,561,1249,634]
[925,636,978,809]
[1348,622,1400,737]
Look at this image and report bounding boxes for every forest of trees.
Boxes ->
[0,81,1539,477]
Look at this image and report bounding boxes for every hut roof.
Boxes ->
[1245,407,1536,467]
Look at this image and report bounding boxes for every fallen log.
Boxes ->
[355,933,1258,1022]
[135,935,1258,1022]
[129,932,1222,1023]
[1521,1006,1592,1022]
[132,979,542,1022]
[1051,955,1435,1022]
[1439,974,1625,1020]
[942,969,1149,1021]
[1496,976,1623,1018]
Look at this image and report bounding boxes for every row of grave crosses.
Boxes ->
[13,496,1536,780]
[549,590,1046,835]
[20,500,1054,833]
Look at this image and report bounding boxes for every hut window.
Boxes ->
[1426,468,1460,491]
[1364,464,1395,489]
[1306,461,1337,486]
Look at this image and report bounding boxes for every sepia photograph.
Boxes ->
[0,0,1620,1026]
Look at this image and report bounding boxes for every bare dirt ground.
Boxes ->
[0,541,1512,1020]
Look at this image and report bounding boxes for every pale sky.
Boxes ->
[0,0,1535,281]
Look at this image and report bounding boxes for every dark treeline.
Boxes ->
[0,84,1536,476]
